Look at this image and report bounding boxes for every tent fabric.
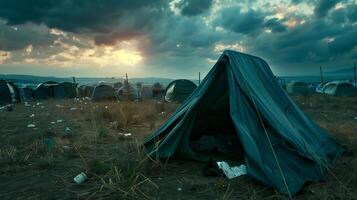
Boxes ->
[0,80,21,105]
[19,87,34,101]
[286,81,309,95]
[79,85,94,97]
[323,81,357,97]
[117,84,139,101]
[54,82,77,99]
[33,81,58,99]
[144,50,344,195]
[165,79,197,103]
[91,84,118,101]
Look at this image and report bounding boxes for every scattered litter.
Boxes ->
[27,124,36,128]
[216,161,247,179]
[24,102,31,107]
[105,106,108,109]
[354,117,357,120]
[65,127,71,132]
[56,104,63,108]
[124,133,132,137]
[159,111,166,116]
[50,121,56,124]
[40,106,45,109]
[36,102,42,106]
[29,114,35,118]
[74,172,88,184]
[62,145,70,150]
[56,119,63,123]
[70,107,77,111]
[0,106,6,110]
[177,187,182,191]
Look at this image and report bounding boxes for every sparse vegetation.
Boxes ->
[0,96,356,199]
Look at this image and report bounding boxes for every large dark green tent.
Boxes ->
[53,82,77,99]
[164,79,197,103]
[0,80,21,105]
[144,50,344,196]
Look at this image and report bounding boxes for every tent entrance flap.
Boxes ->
[188,65,245,162]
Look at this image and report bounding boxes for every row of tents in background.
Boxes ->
[281,79,357,96]
[0,79,198,105]
[1,77,356,106]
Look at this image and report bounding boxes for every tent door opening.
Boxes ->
[189,63,245,163]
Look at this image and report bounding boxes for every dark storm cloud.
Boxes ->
[264,18,287,32]
[0,22,56,51]
[0,0,165,33]
[328,29,357,54]
[174,0,213,16]
[216,7,265,34]
[314,0,342,18]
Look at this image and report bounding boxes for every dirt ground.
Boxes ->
[0,95,356,200]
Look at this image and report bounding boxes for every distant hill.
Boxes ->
[325,67,355,77]
[0,74,200,87]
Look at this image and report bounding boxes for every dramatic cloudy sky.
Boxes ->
[0,0,356,78]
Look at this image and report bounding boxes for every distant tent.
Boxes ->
[54,82,77,99]
[33,81,58,99]
[164,79,197,103]
[144,50,344,196]
[79,85,94,97]
[140,85,153,99]
[286,81,309,95]
[113,82,123,90]
[0,80,21,105]
[117,83,139,101]
[323,81,357,97]
[315,82,328,93]
[91,84,118,101]
[19,86,34,101]
[152,82,165,99]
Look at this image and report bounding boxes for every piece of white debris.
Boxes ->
[70,107,77,111]
[216,161,247,179]
[36,102,42,106]
[56,119,63,123]
[50,121,56,124]
[65,127,71,132]
[27,124,36,128]
[354,117,357,120]
[24,102,31,107]
[177,187,182,191]
[124,133,132,137]
[73,172,88,184]
[29,114,35,118]
[62,145,70,150]
[40,106,45,109]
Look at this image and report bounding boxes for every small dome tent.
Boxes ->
[33,81,58,99]
[323,81,357,97]
[113,82,123,90]
[91,84,118,101]
[54,82,77,99]
[164,79,197,103]
[0,80,21,105]
[152,82,165,99]
[286,81,309,95]
[79,85,94,97]
[19,86,34,101]
[117,83,139,101]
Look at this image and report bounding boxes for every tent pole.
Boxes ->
[353,62,357,86]
[198,72,201,85]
